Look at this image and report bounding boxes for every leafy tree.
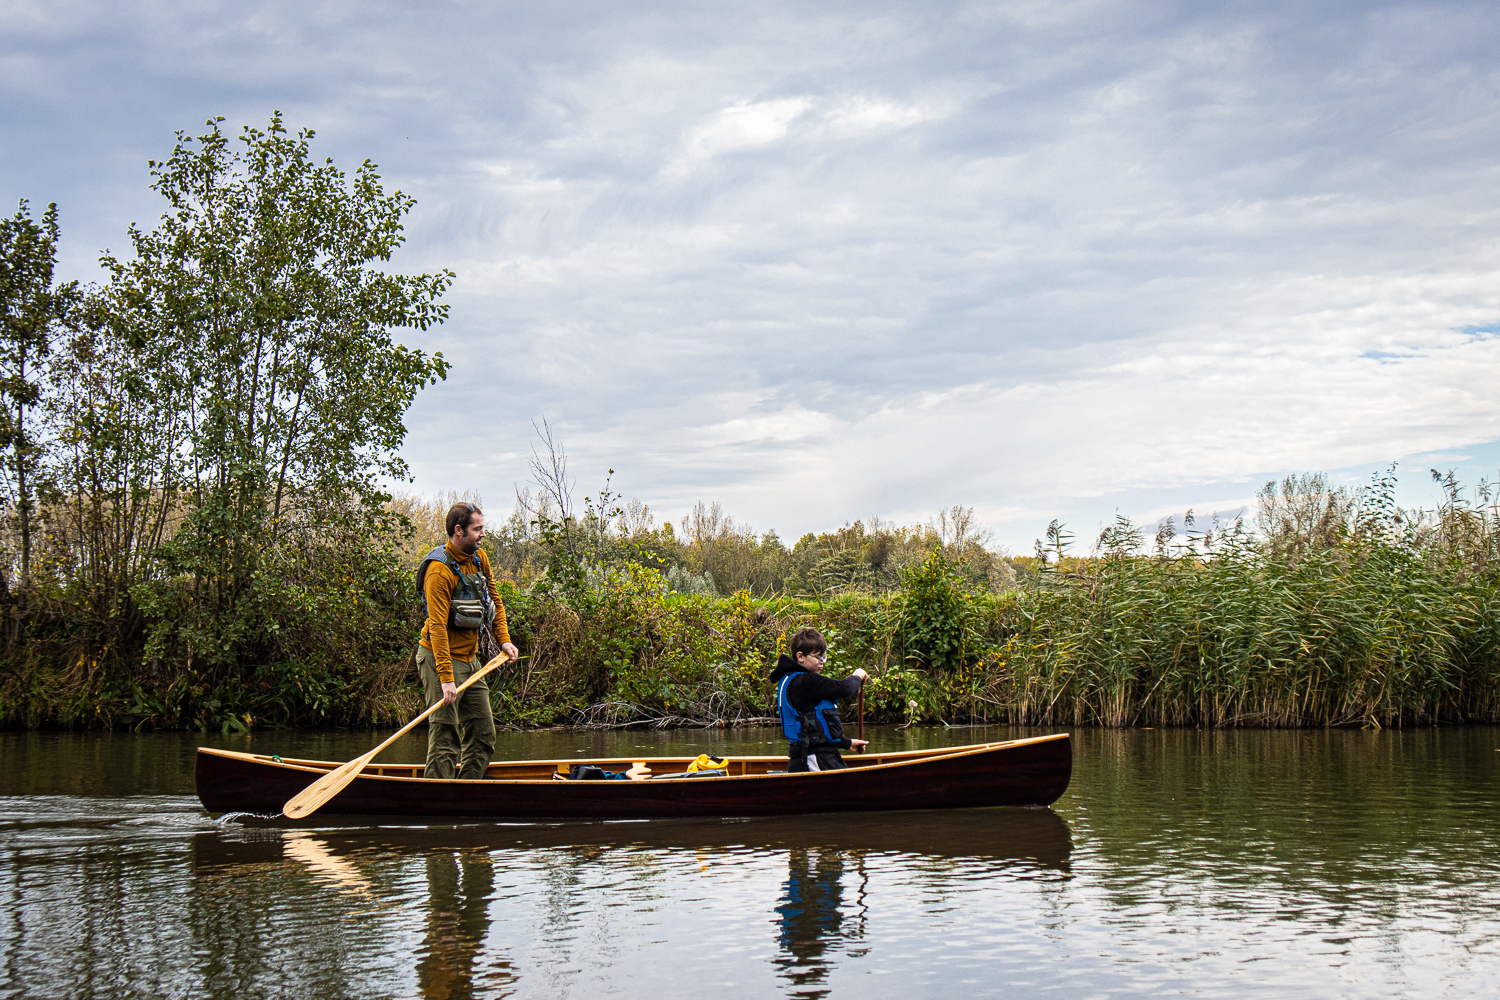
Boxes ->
[43,291,181,623]
[104,113,452,667]
[0,200,77,584]
[899,549,978,672]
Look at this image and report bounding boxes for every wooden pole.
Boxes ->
[856,682,865,753]
[282,650,512,818]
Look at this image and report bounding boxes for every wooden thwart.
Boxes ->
[281,651,511,819]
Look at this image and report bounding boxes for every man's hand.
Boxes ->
[441,681,457,705]
[501,641,519,663]
[852,667,869,681]
[850,739,869,751]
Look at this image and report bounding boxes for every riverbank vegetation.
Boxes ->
[398,465,1499,732]
[3,116,1498,732]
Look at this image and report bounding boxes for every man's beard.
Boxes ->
[458,535,479,554]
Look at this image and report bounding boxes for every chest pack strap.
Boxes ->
[418,546,495,634]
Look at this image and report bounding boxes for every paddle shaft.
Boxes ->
[282,651,510,818]
[857,681,865,752]
[373,653,508,750]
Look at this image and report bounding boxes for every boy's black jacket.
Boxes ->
[769,654,863,714]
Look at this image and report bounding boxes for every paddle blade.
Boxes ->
[282,750,377,819]
[279,655,506,818]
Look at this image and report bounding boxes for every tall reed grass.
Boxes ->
[991,471,1500,727]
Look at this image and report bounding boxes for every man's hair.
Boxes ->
[789,627,827,658]
[446,502,482,538]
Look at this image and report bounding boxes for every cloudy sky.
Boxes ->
[6,0,1500,551]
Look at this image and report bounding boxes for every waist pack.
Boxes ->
[449,599,488,630]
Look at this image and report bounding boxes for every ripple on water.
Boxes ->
[0,727,1497,998]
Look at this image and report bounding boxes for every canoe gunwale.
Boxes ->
[194,733,1072,818]
[195,732,1070,786]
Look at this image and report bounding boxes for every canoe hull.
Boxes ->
[195,734,1071,819]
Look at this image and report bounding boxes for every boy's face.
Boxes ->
[795,650,827,673]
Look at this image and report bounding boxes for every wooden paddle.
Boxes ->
[856,680,865,753]
[282,650,512,819]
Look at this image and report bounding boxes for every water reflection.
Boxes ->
[418,849,513,1000]
[283,832,370,895]
[201,806,1072,865]
[186,808,1070,998]
[775,847,856,997]
[764,811,1065,996]
[8,726,1500,998]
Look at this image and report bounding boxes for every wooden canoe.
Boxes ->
[194,733,1071,820]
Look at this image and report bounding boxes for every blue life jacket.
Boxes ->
[416,545,496,634]
[777,669,843,753]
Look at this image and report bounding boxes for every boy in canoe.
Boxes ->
[770,627,868,772]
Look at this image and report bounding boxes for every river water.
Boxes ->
[0,724,1495,999]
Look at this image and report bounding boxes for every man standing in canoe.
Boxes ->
[416,502,518,780]
[770,627,868,772]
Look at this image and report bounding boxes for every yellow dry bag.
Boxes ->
[685,754,728,773]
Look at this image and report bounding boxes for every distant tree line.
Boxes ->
[393,490,1021,600]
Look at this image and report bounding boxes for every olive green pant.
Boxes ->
[417,645,496,780]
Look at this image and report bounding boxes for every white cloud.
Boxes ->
[682,98,810,160]
[822,97,941,133]
[695,404,839,446]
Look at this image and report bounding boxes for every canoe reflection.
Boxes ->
[194,805,1071,868]
[191,807,1068,998]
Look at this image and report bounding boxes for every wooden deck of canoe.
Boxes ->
[195,733,1071,819]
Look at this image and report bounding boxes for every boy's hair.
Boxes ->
[789,627,827,658]
[446,502,482,537]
